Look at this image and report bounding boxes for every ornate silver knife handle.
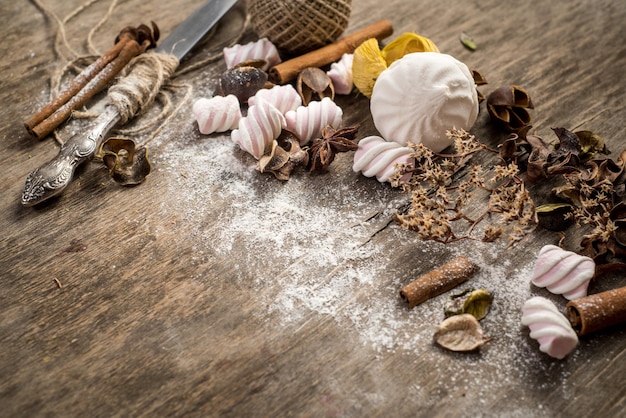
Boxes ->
[21,106,120,206]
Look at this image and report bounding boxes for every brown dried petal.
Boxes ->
[433,314,489,352]
[487,85,533,108]
[499,136,519,161]
[101,137,151,185]
[550,127,582,161]
[471,69,487,86]
[297,67,334,105]
[259,132,309,180]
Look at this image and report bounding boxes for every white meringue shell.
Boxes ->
[247,84,302,115]
[370,52,479,153]
[223,37,281,71]
[353,135,413,183]
[327,53,354,95]
[231,99,285,159]
[531,245,595,300]
[521,296,578,359]
[192,95,242,134]
[284,97,343,145]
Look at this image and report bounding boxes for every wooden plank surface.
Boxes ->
[1,0,626,416]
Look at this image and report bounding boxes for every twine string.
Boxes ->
[29,0,250,145]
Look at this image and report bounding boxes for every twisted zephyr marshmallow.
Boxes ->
[223,38,281,71]
[192,95,242,135]
[521,296,578,359]
[327,53,354,95]
[531,245,595,300]
[284,97,343,145]
[353,135,413,183]
[231,98,285,159]
[247,84,302,115]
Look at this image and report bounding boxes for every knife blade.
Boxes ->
[21,0,238,207]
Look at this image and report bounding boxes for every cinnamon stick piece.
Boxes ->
[269,19,394,85]
[23,33,135,135]
[28,39,146,140]
[566,286,626,336]
[400,256,479,309]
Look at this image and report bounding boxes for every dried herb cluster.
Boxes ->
[393,128,536,244]
[503,127,626,269]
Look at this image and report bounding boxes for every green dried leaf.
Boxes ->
[444,289,493,320]
[575,130,609,161]
[433,314,489,352]
[460,33,476,51]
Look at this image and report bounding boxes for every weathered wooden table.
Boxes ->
[2,0,625,416]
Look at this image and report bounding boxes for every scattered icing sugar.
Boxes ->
[140,117,593,406]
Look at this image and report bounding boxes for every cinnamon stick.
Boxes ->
[28,39,145,140]
[24,33,135,136]
[269,19,394,85]
[566,286,626,336]
[400,256,479,308]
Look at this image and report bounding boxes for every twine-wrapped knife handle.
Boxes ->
[21,52,179,206]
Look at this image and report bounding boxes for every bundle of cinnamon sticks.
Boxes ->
[25,23,158,140]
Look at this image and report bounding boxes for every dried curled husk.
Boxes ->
[100,137,151,185]
[444,289,494,320]
[487,85,534,132]
[297,67,334,105]
[353,33,438,98]
[433,314,490,352]
[258,131,309,180]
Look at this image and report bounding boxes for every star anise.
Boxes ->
[307,125,359,172]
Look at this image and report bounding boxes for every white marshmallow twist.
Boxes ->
[531,245,595,300]
[223,38,281,71]
[352,135,413,183]
[247,84,302,115]
[521,296,578,359]
[231,99,285,159]
[284,97,343,145]
[192,95,242,134]
[327,53,354,95]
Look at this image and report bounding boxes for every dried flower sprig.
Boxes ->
[504,126,626,268]
[394,128,536,244]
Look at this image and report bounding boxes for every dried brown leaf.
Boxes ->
[433,313,489,352]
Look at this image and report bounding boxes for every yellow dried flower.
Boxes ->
[381,32,439,66]
[352,33,439,98]
[352,38,388,98]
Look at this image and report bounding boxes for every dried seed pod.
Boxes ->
[444,289,493,320]
[219,65,269,103]
[100,137,151,185]
[487,85,534,132]
[258,131,309,180]
[433,314,489,352]
[471,69,487,103]
[297,67,334,105]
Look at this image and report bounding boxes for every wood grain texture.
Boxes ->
[1,0,626,416]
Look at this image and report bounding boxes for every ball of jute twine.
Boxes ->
[247,0,352,55]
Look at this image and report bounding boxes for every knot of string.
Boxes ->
[108,52,179,124]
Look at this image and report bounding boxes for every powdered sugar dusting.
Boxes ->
[145,119,586,406]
